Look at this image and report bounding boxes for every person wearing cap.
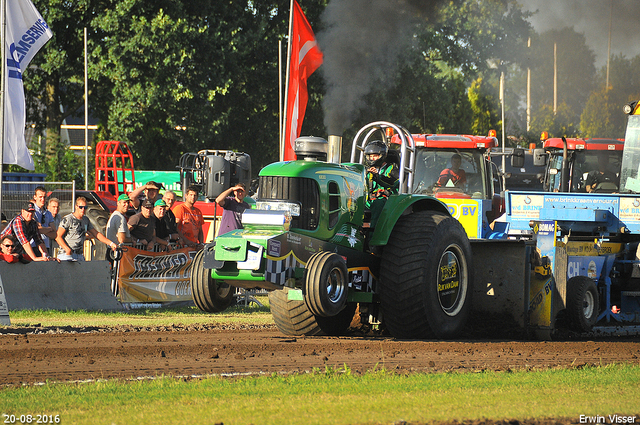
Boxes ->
[151,199,178,251]
[173,185,204,247]
[56,197,117,261]
[129,181,164,211]
[128,199,156,251]
[106,194,132,246]
[0,202,52,262]
[0,235,31,263]
[215,183,250,235]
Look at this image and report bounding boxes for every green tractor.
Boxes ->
[191,122,473,338]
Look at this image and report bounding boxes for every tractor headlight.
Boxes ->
[255,200,301,217]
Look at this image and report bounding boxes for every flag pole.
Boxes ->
[84,27,88,190]
[0,0,6,217]
[278,38,282,152]
[280,0,294,162]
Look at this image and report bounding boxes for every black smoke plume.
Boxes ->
[317,0,444,135]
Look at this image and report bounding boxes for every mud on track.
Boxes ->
[1,323,639,387]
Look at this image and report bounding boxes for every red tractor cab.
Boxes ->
[537,134,624,193]
[389,132,503,239]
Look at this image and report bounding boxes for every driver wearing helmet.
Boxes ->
[364,140,399,228]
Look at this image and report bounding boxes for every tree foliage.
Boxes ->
[17,0,640,179]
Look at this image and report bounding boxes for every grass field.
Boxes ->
[2,308,639,425]
[5,302,274,328]
[0,364,638,425]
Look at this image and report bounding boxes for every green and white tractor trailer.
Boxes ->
[190,121,476,339]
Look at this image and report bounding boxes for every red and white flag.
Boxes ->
[3,0,53,170]
[282,0,323,161]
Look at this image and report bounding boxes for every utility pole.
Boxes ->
[606,0,612,90]
[553,42,557,115]
[527,37,531,132]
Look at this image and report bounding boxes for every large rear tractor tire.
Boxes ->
[304,251,349,317]
[379,210,472,339]
[190,249,235,313]
[566,276,599,332]
[269,287,356,336]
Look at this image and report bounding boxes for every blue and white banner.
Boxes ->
[4,0,52,170]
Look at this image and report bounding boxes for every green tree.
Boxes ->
[468,77,499,136]
[26,0,96,154]
[19,0,542,176]
[580,88,620,139]
[31,131,83,184]
[579,54,640,139]
[530,103,580,139]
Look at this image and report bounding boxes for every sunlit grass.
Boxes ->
[3,297,274,328]
[0,364,638,425]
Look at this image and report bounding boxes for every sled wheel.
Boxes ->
[304,251,349,317]
[566,276,599,332]
[190,249,235,313]
[379,210,472,339]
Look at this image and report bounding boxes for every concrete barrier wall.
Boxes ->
[0,260,124,311]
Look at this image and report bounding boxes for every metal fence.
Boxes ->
[1,180,76,222]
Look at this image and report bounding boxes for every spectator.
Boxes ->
[128,199,156,251]
[162,190,185,246]
[56,197,117,261]
[0,202,52,262]
[47,197,62,231]
[106,194,132,246]
[32,186,55,256]
[152,199,177,251]
[129,181,163,211]
[0,235,31,263]
[215,183,250,235]
[173,185,204,247]
[47,197,61,257]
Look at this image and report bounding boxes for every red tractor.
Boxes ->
[535,133,624,193]
[388,131,506,239]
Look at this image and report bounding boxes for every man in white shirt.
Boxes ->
[106,194,132,246]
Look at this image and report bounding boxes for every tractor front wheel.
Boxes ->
[304,251,349,317]
[190,249,235,313]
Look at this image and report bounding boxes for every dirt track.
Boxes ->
[1,323,639,387]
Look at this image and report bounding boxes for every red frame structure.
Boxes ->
[94,140,136,197]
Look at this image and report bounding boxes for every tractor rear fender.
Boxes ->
[369,194,450,246]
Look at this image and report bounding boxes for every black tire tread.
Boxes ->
[304,251,348,317]
[379,210,471,339]
[190,249,234,313]
[269,287,324,336]
[566,276,599,332]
